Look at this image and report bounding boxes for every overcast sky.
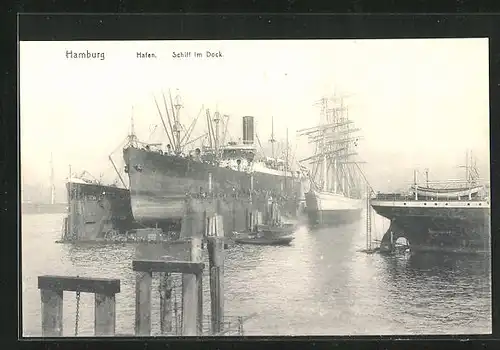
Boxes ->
[20,38,489,198]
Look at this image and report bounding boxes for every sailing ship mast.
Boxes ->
[297,94,363,198]
[285,128,289,189]
[458,149,480,189]
[320,98,328,191]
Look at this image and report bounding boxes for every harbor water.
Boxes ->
[22,212,491,336]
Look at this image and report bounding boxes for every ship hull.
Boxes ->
[65,182,137,238]
[305,190,363,227]
[123,146,301,231]
[371,199,490,253]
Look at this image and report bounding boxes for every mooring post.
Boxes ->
[177,197,204,336]
[248,210,253,231]
[135,270,152,336]
[40,289,63,337]
[182,237,203,336]
[252,210,260,230]
[95,292,116,336]
[244,208,249,231]
[197,264,203,335]
[207,214,225,335]
[231,200,236,231]
[203,210,208,237]
[238,316,244,336]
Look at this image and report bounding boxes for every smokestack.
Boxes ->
[242,116,254,145]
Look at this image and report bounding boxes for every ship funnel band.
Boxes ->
[242,116,255,144]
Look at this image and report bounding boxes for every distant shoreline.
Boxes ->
[21,202,67,215]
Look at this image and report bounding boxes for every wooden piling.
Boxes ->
[207,214,225,335]
[95,293,116,336]
[197,268,203,335]
[248,210,253,231]
[40,289,63,337]
[182,237,203,336]
[207,214,224,238]
[135,271,152,336]
[203,210,208,237]
[207,237,224,334]
[232,201,236,231]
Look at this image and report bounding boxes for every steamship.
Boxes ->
[298,95,365,227]
[371,155,490,254]
[123,92,302,232]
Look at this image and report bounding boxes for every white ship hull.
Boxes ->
[305,190,363,226]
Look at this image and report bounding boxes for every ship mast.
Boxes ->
[323,99,328,191]
[156,89,204,155]
[340,97,346,194]
[413,169,418,200]
[465,149,469,188]
[68,164,72,236]
[469,150,477,185]
[269,116,277,165]
[332,98,338,193]
[126,108,139,148]
[458,149,480,190]
[214,109,221,155]
[297,93,362,197]
[205,108,220,160]
[170,90,184,153]
[285,127,289,189]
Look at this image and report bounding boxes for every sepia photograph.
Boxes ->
[20,38,491,337]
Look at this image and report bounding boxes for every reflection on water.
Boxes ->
[381,252,491,333]
[22,213,491,336]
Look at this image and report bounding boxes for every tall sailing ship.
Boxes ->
[371,151,490,253]
[123,91,302,232]
[298,95,365,227]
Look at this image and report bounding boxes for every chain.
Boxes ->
[74,290,81,336]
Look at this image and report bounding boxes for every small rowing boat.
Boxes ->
[233,232,294,246]
[232,223,296,246]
